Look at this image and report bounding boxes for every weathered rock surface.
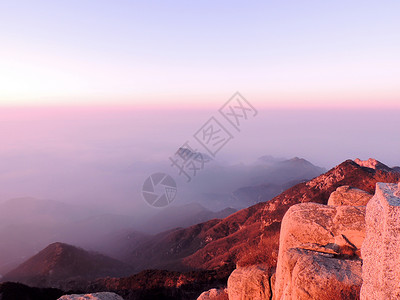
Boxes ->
[274,203,366,300]
[58,292,124,300]
[361,182,400,300]
[227,265,271,300]
[328,185,372,206]
[283,248,362,300]
[197,288,228,300]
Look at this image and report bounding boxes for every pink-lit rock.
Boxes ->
[361,182,400,300]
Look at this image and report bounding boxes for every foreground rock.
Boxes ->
[197,288,228,300]
[328,186,372,206]
[361,182,400,300]
[274,203,366,299]
[227,265,271,300]
[58,293,124,300]
[282,248,362,300]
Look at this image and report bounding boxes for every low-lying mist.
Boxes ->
[0,105,399,276]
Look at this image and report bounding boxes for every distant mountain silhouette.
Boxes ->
[178,156,325,210]
[3,242,133,289]
[0,200,234,275]
[141,202,236,234]
[0,199,136,276]
[231,157,325,207]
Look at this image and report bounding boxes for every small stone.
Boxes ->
[197,288,228,300]
[227,265,271,300]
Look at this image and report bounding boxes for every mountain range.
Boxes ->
[0,156,324,276]
[2,158,399,300]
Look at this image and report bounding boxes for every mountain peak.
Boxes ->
[3,242,133,288]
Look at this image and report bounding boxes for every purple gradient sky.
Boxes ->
[0,0,399,108]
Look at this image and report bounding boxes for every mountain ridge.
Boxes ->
[127,159,400,272]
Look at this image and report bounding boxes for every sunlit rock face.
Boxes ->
[328,185,372,206]
[197,288,228,300]
[354,158,392,172]
[227,264,271,300]
[361,182,400,300]
[277,248,362,300]
[274,203,365,300]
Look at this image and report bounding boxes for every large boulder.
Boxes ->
[283,248,362,300]
[327,186,372,206]
[58,292,124,300]
[227,265,271,300]
[274,203,366,300]
[197,288,228,300]
[361,182,400,299]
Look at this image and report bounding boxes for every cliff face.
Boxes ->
[361,182,400,300]
[272,180,400,300]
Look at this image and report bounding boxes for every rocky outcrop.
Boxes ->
[354,158,392,172]
[197,288,228,300]
[328,186,372,206]
[361,182,400,300]
[128,160,400,274]
[274,203,366,300]
[227,265,271,300]
[58,292,124,300]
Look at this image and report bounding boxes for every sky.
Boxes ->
[0,1,400,212]
[0,0,399,108]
